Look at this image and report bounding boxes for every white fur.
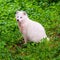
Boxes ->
[15,11,48,44]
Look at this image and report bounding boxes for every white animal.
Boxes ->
[15,11,49,44]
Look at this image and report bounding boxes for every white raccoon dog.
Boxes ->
[15,11,49,44]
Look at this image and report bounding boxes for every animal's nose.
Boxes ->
[17,19,19,21]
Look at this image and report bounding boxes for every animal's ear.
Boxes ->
[16,11,20,14]
[23,11,27,15]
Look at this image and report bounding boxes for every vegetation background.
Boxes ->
[0,0,60,60]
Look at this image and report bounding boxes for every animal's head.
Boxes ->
[15,11,28,22]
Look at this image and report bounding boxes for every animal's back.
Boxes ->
[27,20,47,42]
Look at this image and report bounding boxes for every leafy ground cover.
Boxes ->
[0,0,60,60]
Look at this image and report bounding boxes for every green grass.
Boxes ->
[0,0,60,60]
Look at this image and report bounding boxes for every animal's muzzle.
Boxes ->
[17,19,19,21]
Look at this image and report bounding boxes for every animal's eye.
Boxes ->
[20,17,22,18]
[17,16,19,18]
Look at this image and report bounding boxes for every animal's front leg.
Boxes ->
[23,35,27,44]
[21,25,27,44]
